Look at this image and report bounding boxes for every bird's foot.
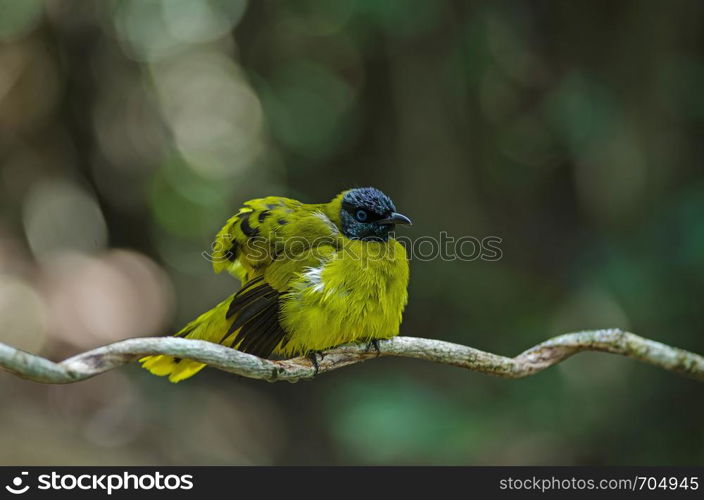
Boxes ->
[366,339,382,357]
[307,351,325,375]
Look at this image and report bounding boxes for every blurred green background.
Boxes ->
[0,0,703,465]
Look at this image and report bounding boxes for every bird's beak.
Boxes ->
[377,212,412,226]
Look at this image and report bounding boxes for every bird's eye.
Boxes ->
[355,209,368,222]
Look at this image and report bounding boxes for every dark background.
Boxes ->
[0,0,702,464]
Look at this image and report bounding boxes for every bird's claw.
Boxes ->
[307,351,324,375]
[366,339,381,357]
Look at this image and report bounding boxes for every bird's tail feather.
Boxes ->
[140,294,235,383]
[140,355,206,383]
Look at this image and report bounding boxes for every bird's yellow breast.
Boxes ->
[278,238,409,355]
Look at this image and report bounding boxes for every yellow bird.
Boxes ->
[141,187,411,382]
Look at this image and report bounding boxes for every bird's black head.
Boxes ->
[339,187,412,241]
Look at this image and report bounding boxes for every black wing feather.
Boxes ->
[253,317,289,358]
[226,288,277,333]
[241,307,282,355]
[226,285,275,319]
[221,277,289,358]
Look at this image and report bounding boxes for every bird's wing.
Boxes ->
[210,196,339,283]
[209,198,342,357]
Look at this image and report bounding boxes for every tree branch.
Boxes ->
[0,329,702,384]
